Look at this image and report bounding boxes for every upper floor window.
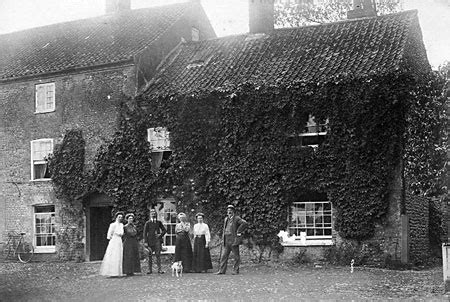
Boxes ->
[31,139,53,180]
[298,115,328,150]
[147,127,170,152]
[191,27,200,42]
[35,83,55,113]
[34,205,56,253]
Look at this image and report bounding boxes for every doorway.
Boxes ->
[88,206,113,261]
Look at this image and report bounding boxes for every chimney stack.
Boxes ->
[105,0,131,14]
[347,0,376,19]
[249,0,275,34]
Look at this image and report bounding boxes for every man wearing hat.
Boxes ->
[215,204,247,275]
[143,208,167,274]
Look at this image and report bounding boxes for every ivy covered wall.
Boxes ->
[49,71,446,262]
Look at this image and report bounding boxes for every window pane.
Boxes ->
[34,163,50,179]
[35,205,55,213]
[315,229,324,236]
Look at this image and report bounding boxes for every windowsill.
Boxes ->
[162,246,175,254]
[298,132,327,137]
[34,110,55,114]
[281,239,334,247]
[34,246,56,253]
[30,179,52,182]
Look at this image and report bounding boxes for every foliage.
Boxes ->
[48,129,87,260]
[274,0,401,27]
[404,72,447,196]
[90,112,158,235]
[134,71,446,253]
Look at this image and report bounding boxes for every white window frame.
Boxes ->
[33,204,56,253]
[283,201,333,246]
[159,207,177,254]
[30,139,53,181]
[147,127,170,152]
[35,82,55,113]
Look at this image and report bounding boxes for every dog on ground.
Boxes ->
[171,261,183,277]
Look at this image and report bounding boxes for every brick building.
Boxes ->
[0,0,215,260]
[137,2,439,265]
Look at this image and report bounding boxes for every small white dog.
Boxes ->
[171,261,183,277]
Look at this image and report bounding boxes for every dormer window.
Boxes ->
[147,127,170,152]
[298,115,328,150]
[147,127,171,171]
[191,27,200,42]
[35,83,55,113]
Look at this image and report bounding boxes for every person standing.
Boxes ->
[215,205,247,275]
[122,213,141,276]
[143,208,166,274]
[174,212,193,273]
[100,211,124,277]
[192,213,213,273]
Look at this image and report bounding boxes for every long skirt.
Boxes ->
[99,235,123,276]
[192,235,212,272]
[174,232,193,272]
[123,237,141,274]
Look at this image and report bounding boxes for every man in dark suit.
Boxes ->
[215,205,248,275]
[143,208,167,274]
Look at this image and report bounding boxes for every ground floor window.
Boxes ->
[34,205,56,252]
[285,201,332,245]
[161,207,177,248]
[155,199,177,253]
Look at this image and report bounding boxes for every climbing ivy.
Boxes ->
[48,129,87,260]
[50,71,446,255]
[133,71,446,250]
[90,113,158,235]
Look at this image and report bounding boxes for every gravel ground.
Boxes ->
[0,260,448,301]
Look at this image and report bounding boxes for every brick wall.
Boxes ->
[405,192,430,264]
[0,65,136,258]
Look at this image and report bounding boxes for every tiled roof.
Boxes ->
[0,3,194,81]
[142,10,429,97]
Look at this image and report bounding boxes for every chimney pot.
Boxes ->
[105,0,131,14]
[248,0,275,34]
[347,0,376,19]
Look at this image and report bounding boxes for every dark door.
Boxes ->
[90,206,113,261]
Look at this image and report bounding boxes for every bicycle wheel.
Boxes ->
[17,242,34,263]
[1,240,13,261]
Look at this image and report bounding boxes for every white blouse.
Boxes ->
[107,222,124,240]
[193,222,211,243]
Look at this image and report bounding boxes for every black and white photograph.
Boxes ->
[0,0,449,301]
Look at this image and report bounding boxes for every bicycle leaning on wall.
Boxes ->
[1,231,34,263]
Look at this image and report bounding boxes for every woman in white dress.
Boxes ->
[100,211,124,277]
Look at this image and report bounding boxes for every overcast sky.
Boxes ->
[0,0,448,68]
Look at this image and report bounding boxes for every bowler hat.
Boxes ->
[227,205,235,210]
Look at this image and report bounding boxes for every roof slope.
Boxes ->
[142,10,429,97]
[0,2,194,81]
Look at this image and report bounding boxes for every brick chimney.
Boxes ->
[105,0,131,14]
[347,0,377,19]
[249,0,275,34]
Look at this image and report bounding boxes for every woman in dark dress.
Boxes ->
[174,212,193,273]
[192,213,213,273]
[122,213,141,276]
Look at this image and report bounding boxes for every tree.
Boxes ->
[274,0,402,28]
